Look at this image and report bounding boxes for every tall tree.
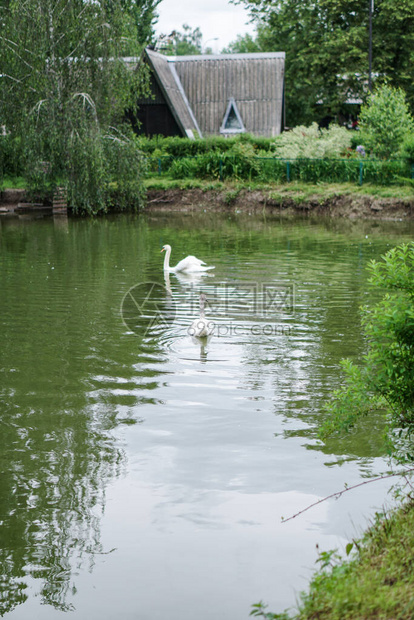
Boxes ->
[233,0,414,127]
[157,24,204,56]
[0,0,157,212]
[122,0,161,54]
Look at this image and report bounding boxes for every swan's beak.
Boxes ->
[161,248,165,253]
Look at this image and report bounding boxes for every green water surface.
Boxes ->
[0,211,413,619]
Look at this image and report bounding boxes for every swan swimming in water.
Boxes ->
[188,293,214,338]
[161,244,214,273]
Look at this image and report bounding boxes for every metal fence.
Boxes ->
[145,155,414,186]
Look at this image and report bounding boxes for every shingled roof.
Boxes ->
[141,49,285,138]
[144,49,201,138]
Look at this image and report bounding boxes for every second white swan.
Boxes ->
[161,244,214,273]
[189,293,214,338]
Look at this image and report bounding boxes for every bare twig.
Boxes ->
[282,467,414,523]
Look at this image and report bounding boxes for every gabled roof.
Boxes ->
[140,49,285,138]
[145,49,202,138]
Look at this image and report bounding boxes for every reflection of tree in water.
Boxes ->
[0,218,172,615]
[0,397,125,615]
[234,237,390,466]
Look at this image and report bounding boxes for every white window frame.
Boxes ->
[220,97,246,134]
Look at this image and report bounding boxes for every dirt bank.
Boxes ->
[146,188,414,220]
[2,187,414,220]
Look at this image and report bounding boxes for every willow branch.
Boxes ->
[282,468,414,523]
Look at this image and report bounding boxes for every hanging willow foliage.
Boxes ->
[0,0,156,213]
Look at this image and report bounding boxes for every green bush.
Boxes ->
[321,243,414,461]
[401,134,414,164]
[138,124,358,160]
[357,85,414,159]
[137,133,278,158]
[141,120,412,186]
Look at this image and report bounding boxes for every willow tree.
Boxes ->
[0,0,158,213]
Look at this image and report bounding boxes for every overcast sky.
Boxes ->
[155,0,256,53]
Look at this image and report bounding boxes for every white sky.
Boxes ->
[155,0,256,53]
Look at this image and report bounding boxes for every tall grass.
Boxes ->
[147,153,412,186]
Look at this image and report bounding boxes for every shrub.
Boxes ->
[273,123,352,159]
[137,133,278,158]
[321,243,414,461]
[401,134,414,164]
[357,85,414,159]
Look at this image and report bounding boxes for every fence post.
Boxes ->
[411,163,414,179]
[286,161,290,182]
[219,158,223,182]
[359,161,363,186]
[157,158,162,176]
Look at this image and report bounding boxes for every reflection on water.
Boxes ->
[0,211,413,618]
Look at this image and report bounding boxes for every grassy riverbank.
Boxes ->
[3,175,413,202]
[264,496,414,620]
[2,176,414,219]
[144,178,414,220]
[144,177,414,201]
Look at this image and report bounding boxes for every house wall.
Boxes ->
[134,74,183,137]
[129,104,182,137]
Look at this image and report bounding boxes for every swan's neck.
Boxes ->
[199,298,206,318]
[163,247,172,271]
[164,271,172,295]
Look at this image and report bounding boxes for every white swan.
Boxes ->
[161,244,214,273]
[188,293,214,338]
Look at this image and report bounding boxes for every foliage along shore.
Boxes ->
[262,240,414,620]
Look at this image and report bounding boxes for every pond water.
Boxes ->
[0,210,413,619]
